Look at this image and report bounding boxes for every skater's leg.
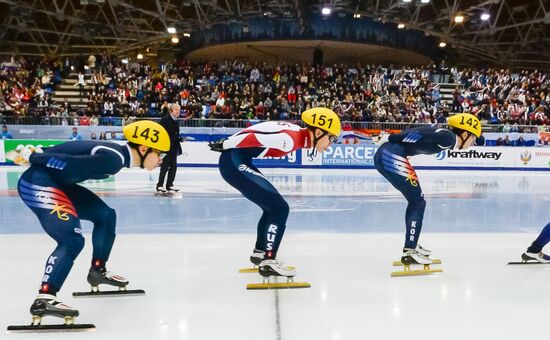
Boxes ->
[255,211,269,251]
[219,151,290,259]
[528,222,550,253]
[18,175,84,295]
[375,147,426,249]
[64,185,116,269]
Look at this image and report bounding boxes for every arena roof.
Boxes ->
[0,0,548,69]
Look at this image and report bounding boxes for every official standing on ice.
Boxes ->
[156,103,182,194]
[374,113,481,266]
[209,108,341,280]
[11,121,169,328]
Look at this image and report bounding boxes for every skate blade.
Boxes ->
[393,259,441,266]
[507,261,550,265]
[391,267,443,277]
[7,324,95,333]
[154,192,182,197]
[72,289,145,298]
[246,282,310,290]
[239,266,295,273]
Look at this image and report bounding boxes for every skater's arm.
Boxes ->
[29,151,124,182]
[389,129,455,149]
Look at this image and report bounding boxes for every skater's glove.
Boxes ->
[373,132,390,147]
[7,144,43,166]
[208,139,226,152]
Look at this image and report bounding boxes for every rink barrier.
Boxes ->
[1,140,549,171]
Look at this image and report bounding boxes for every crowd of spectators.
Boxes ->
[0,55,549,129]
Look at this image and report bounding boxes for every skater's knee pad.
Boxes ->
[63,235,85,259]
[95,207,116,228]
[270,198,289,220]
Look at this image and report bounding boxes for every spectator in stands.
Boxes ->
[90,132,97,140]
[516,136,526,146]
[69,127,82,140]
[1,125,13,139]
[503,135,511,146]
[99,132,107,140]
[475,132,485,146]
[74,71,85,96]
[496,137,504,146]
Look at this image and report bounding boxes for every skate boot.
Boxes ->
[258,259,296,278]
[250,248,265,266]
[87,267,129,292]
[416,244,432,257]
[156,185,166,194]
[30,294,79,325]
[401,248,433,265]
[522,251,550,263]
[166,186,179,193]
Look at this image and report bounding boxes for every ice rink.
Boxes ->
[1,166,550,340]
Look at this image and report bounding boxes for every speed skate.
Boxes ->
[391,249,443,277]
[7,294,95,333]
[508,252,550,265]
[246,259,310,290]
[73,267,145,297]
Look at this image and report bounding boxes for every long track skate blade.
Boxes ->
[393,259,441,266]
[154,192,182,198]
[391,268,443,277]
[507,261,550,265]
[246,282,310,290]
[239,266,295,273]
[7,324,96,333]
[72,289,145,298]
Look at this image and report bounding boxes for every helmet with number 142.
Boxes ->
[123,120,170,152]
[448,113,482,137]
[301,107,341,137]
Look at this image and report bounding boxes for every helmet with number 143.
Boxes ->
[123,120,171,170]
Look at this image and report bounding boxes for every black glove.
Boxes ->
[208,139,226,152]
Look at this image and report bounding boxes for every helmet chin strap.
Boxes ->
[457,132,473,149]
[137,147,153,169]
[307,130,328,160]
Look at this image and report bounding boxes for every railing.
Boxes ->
[0,115,547,134]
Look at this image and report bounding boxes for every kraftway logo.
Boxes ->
[435,150,502,160]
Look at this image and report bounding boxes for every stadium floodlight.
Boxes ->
[439,42,447,48]
[403,0,412,3]
[167,27,176,34]
[321,7,331,15]
[121,58,129,64]
[420,0,430,3]
[137,53,143,60]
[398,23,405,29]
[454,15,464,23]
[171,36,179,44]
[183,32,191,37]
[481,13,490,21]
[353,13,361,18]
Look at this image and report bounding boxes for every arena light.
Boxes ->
[481,13,490,21]
[397,23,405,29]
[353,13,361,18]
[137,53,143,60]
[439,42,447,48]
[171,36,179,44]
[321,7,331,15]
[121,58,129,64]
[183,32,191,37]
[403,0,412,3]
[454,15,464,23]
[167,27,176,34]
[420,0,430,3]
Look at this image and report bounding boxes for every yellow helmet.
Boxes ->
[301,107,341,137]
[448,113,482,137]
[123,120,171,152]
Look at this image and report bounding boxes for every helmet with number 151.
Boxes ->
[123,120,171,152]
[301,107,341,137]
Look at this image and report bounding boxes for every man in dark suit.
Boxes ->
[157,103,182,193]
